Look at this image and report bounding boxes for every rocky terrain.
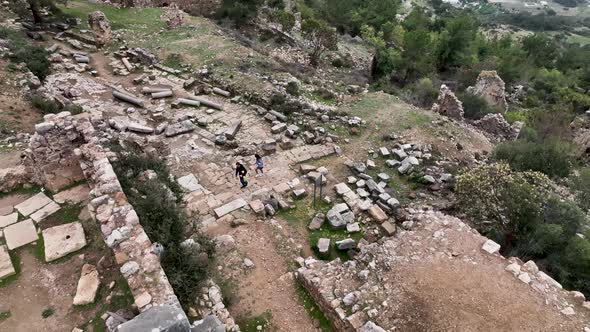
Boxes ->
[0,1,589,332]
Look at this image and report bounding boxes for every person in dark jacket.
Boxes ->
[235,162,248,188]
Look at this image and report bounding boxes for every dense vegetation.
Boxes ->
[113,151,214,310]
[456,163,590,295]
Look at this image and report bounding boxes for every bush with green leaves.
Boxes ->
[570,167,590,212]
[0,27,51,81]
[274,10,295,31]
[31,96,83,115]
[455,162,551,238]
[458,92,492,120]
[492,139,575,178]
[218,0,263,27]
[403,77,439,108]
[457,163,590,296]
[113,152,213,309]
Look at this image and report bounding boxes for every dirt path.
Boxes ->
[215,215,317,331]
[0,251,88,332]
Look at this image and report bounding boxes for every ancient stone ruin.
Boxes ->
[431,84,464,120]
[469,70,508,112]
[88,11,112,47]
[474,113,522,141]
[163,3,185,29]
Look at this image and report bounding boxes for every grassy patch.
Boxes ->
[0,251,21,287]
[295,281,332,332]
[237,311,274,332]
[277,197,331,226]
[396,110,432,131]
[58,0,165,34]
[41,307,54,318]
[42,203,84,228]
[0,310,10,322]
[27,235,45,263]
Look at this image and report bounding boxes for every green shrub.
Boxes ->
[285,80,300,96]
[219,0,263,27]
[12,46,51,81]
[113,152,213,310]
[492,139,575,178]
[0,27,51,81]
[458,92,493,120]
[31,96,84,115]
[570,167,590,212]
[404,77,438,108]
[274,10,295,31]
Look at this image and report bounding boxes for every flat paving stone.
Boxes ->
[4,219,38,250]
[53,184,90,204]
[0,206,13,216]
[30,201,61,223]
[42,222,87,262]
[213,198,247,218]
[177,174,203,192]
[0,245,15,279]
[0,212,18,228]
[14,192,53,217]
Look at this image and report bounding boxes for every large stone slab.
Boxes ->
[53,184,90,204]
[42,222,86,262]
[14,192,53,217]
[4,219,38,250]
[73,264,100,305]
[224,120,242,140]
[165,120,195,137]
[0,206,13,216]
[213,198,247,218]
[177,174,203,192]
[0,212,18,228]
[368,205,388,222]
[117,305,190,332]
[30,201,61,223]
[0,245,16,279]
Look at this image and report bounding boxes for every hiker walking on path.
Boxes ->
[254,154,264,177]
[235,162,248,188]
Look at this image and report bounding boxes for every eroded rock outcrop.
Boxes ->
[88,11,112,47]
[469,70,508,112]
[431,84,464,120]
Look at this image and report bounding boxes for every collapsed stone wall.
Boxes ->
[24,112,86,192]
[297,210,590,331]
[26,112,181,311]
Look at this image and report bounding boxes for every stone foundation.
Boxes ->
[26,112,180,311]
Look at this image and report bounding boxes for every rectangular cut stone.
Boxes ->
[368,205,388,222]
[14,192,53,216]
[30,201,61,223]
[0,245,15,279]
[4,219,38,250]
[224,120,242,140]
[272,183,291,194]
[43,222,87,262]
[0,206,13,216]
[249,200,265,214]
[0,212,18,228]
[213,198,247,218]
[177,174,202,192]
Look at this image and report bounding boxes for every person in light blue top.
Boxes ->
[254,154,264,177]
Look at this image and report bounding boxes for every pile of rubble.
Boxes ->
[297,210,590,331]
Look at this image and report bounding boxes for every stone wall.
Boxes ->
[24,112,86,192]
[26,112,181,311]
